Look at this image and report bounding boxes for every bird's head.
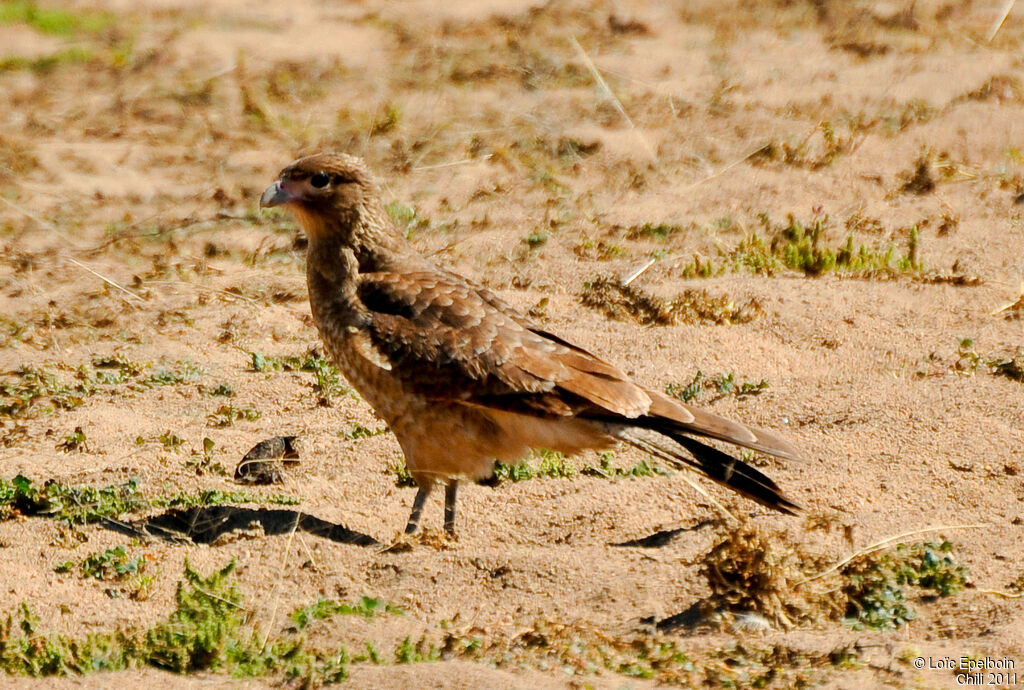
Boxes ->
[260,153,383,243]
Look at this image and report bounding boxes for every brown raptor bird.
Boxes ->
[260,153,801,536]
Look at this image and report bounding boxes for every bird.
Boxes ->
[260,152,801,537]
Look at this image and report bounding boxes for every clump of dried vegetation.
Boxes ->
[692,523,970,633]
[580,277,763,325]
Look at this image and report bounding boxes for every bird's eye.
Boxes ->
[310,172,330,189]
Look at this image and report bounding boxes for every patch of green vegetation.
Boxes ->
[665,371,770,405]
[628,222,684,241]
[0,475,148,524]
[158,431,184,451]
[0,366,95,418]
[387,460,416,487]
[0,1,113,36]
[0,474,300,524]
[0,47,92,73]
[580,277,762,326]
[522,231,548,248]
[581,452,669,479]
[1,357,206,420]
[207,404,261,428]
[142,359,203,388]
[493,449,577,482]
[184,437,225,476]
[56,426,88,453]
[2,555,868,684]
[385,201,430,238]
[951,339,1024,382]
[56,545,155,600]
[249,352,351,404]
[79,545,147,581]
[206,383,235,397]
[573,237,627,261]
[682,213,922,279]
[0,561,387,681]
[90,355,144,385]
[151,489,300,509]
[394,636,441,664]
[842,540,969,630]
[342,424,388,440]
[290,596,401,631]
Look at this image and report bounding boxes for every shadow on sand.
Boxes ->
[101,505,379,547]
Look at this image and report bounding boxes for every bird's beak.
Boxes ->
[259,180,291,209]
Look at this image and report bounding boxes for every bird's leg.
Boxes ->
[443,480,459,536]
[404,484,433,534]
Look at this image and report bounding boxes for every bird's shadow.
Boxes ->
[610,518,717,548]
[101,506,378,547]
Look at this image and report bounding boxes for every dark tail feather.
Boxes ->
[671,434,799,514]
[620,427,800,515]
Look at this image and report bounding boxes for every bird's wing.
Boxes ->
[356,271,651,417]
[355,270,799,463]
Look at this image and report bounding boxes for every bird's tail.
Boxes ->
[616,425,799,515]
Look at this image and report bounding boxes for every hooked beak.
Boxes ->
[259,180,292,209]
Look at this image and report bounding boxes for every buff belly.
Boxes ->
[323,334,617,485]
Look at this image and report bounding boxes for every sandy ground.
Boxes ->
[1,0,1024,687]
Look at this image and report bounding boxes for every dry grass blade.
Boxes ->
[678,473,738,523]
[0,196,146,304]
[259,512,301,652]
[570,35,656,161]
[976,589,1024,599]
[683,143,770,193]
[64,256,146,305]
[621,258,656,287]
[0,195,89,250]
[413,154,492,171]
[987,0,1017,42]
[796,522,990,587]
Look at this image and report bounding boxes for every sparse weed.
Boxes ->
[693,523,969,633]
[523,231,548,248]
[57,545,156,600]
[751,121,861,170]
[950,339,1024,382]
[206,383,235,397]
[581,452,669,479]
[628,222,684,241]
[493,449,577,482]
[206,404,261,428]
[682,213,923,279]
[665,371,770,404]
[1,358,206,420]
[184,437,224,476]
[385,201,430,238]
[842,540,969,630]
[0,1,113,36]
[387,460,416,487]
[250,351,351,404]
[56,426,88,453]
[343,424,388,440]
[0,474,300,524]
[580,277,762,325]
[290,596,402,631]
[158,431,184,451]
